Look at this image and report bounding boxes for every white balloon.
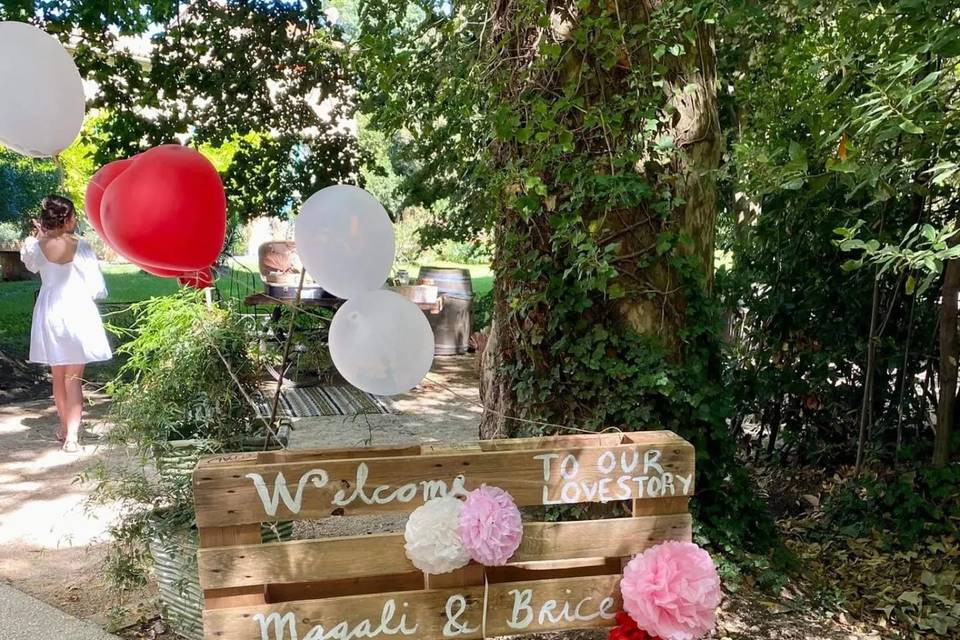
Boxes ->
[294,185,395,300]
[329,290,434,396]
[0,22,85,157]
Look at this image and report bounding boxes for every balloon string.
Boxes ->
[52,154,65,190]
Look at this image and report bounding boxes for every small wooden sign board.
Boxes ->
[192,431,695,640]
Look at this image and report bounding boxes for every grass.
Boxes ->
[0,259,493,360]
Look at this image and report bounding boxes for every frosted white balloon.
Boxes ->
[0,22,85,157]
[329,290,434,396]
[294,185,395,300]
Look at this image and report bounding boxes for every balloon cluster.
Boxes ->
[2,22,434,396]
[295,186,434,396]
[85,145,226,287]
[0,22,226,289]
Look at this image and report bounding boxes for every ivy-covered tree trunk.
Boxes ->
[480,0,722,437]
[357,0,770,546]
[476,1,768,545]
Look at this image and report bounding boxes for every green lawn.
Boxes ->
[0,259,493,360]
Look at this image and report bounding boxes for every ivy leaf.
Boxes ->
[655,136,676,151]
[905,274,916,295]
[898,120,923,135]
[841,259,862,272]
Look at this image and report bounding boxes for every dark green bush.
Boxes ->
[472,290,493,331]
[824,465,960,548]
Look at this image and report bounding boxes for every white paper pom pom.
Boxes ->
[404,496,471,574]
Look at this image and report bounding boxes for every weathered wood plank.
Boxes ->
[198,515,691,590]
[198,524,266,610]
[202,574,621,640]
[423,563,486,590]
[193,433,695,526]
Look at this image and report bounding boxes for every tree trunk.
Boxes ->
[612,5,721,345]
[479,1,722,436]
[935,257,960,467]
[479,315,511,439]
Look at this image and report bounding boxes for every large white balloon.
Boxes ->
[0,22,85,157]
[294,185,396,300]
[329,290,434,396]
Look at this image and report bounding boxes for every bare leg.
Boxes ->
[51,365,67,441]
[63,364,86,448]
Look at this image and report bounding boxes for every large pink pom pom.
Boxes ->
[458,485,523,566]
[620,541,721,640]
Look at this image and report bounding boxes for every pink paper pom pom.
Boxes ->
[458,484,523,566]
[620,541,721,640]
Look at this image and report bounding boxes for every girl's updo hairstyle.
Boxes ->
[40,195,75,231]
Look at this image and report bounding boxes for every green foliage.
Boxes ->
[472,290,493,331]
[359,0,774,552]
[835,221,960,296]
[717,0,959,466]
[430,239,491,265]
[0,222,20,243]
[107,290,261,446]
[87,290,269,599]
[824,466,960,548]
[2,1,360,222]
[0,149,59,228]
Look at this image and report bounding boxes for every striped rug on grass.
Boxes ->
[258,385,394,418]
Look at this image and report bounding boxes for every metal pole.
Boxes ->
[268,269,306,434]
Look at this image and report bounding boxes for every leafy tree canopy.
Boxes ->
[0,0,360,221]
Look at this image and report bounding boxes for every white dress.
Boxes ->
[20,236,113,366]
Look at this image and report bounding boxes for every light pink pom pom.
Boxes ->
[458,485,523,566]
[620,541,721,640]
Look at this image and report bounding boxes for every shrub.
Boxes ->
[473,290,493,331]
[86,290,270,602]
[823,465,960,548]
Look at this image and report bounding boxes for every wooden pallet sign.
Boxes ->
[192,430,695,640]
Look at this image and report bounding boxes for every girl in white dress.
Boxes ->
[20,196,112,452]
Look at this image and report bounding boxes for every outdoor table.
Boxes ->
[243,292,443,386]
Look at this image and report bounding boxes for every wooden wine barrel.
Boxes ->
[417,267,473,355]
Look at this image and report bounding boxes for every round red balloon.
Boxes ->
[177,268,214,289]
[135,262,184,278]
[84,159,132,241]
[99,145,226,271]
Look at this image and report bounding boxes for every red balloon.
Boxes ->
[177,267,214,289]
[84,159,132,241]
[135,262,185,278]
[99,145,226,271]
